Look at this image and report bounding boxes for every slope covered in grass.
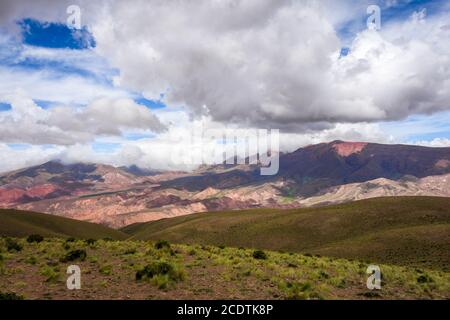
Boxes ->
[1,238,449,299]
[124,197,450,270]
[0,209,126,240]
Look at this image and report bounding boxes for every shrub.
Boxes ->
[99,265,113,276]
[154,240,171,250]
[85,239,96,246]
[283,281,322,300]
[0,292,24,300]
[27,234,44,243]
[417,274,434,284]
[40,266,60,283]
[135,261,185,284]
[60,249,87,262]
[65,237,76,243]
[25,256,37,265]
[252,250,267,260]
[123,248,137,255]
[5,238,22,252]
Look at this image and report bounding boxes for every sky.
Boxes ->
[0,0,449,172]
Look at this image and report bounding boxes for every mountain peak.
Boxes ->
[331,141,368,157]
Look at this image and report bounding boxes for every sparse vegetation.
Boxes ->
[0,238,448,299]
[154,240,171,250]
[4,238,23,252]
[125,197,450,271]
[0,292,24,300]
[136,260,185,289]
[253,250,267,260]
[26,234,44,243]
[60,249,87,262]
[0,198,449,300]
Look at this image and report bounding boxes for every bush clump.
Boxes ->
[99,264,113,276]
[252,250,267,260]
[27,234,44,243]
[5,238,22,252]
[84,239,96,246]
[154,240,171,250]
[0,292,24,300]
[135,261,185,288]
[40,266,60,283]
[417,274,434,284]
[60,249,87,262]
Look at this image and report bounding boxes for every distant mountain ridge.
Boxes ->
[1,141,450,227]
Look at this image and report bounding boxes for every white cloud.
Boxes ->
[87,1,450,132]
[0,91,165,145]
[410,138,450,148]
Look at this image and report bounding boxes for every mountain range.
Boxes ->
[1,140,450,227]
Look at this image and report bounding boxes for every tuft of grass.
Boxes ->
[26,234,44,243]
[253,250,267,260]
[60,249,87,263]
[0,292,24,300]
[84,238,96,246]
[99,264,113,276]
[39,266,60,283]
[4,238,23,252]
[154,240,171,250]
[135,260,185,288]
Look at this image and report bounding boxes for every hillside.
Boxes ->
[1,239,449,300]
[0,209,127,240]
[123,196,450,270]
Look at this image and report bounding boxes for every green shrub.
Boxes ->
[283,281,322,300]
[154,240,171,250]
[25,256,37,265]
[27,234,44,243]
[85,239,96,246]
[60,249,87,262]
[417,274,434,284]
[65,237,76,243]
[252,250,267,260]
[135,261,185,285]
[0,292,24,300]
[40,266,60,283]
[5,238,22,252]
[123,248,137,255]
[99,265,113,276]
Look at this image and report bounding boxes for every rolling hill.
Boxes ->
[123,196,450,270]
[0,208,127,240]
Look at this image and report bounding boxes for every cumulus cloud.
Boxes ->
[0,91,166,145]
[411,138,450,148]
[87,0,450,132]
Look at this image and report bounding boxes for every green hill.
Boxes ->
[123,196,450,270]
[0,209,127,240]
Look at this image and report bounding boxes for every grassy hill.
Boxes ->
[1,238,449,299]
[0,209,127,240]
[123,196,450,270]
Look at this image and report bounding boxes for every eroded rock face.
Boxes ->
[332,141,368,157]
